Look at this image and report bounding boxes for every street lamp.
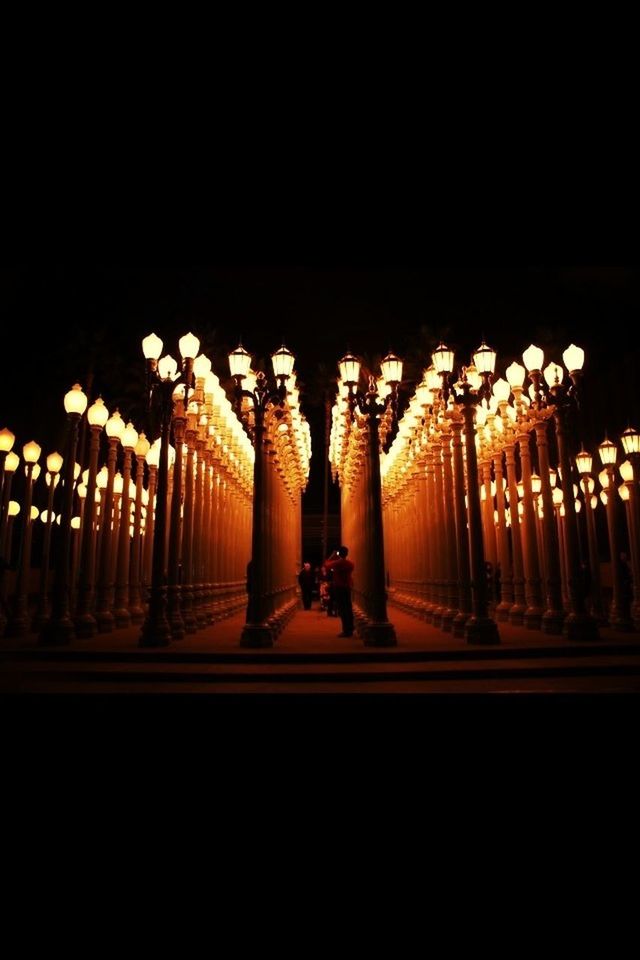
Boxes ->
[6,440,41,636]
[451,344,500,645]
[41,383,88,645]
[575,446,606,622]
[230,341,294,647]
[33,451,63,629]
[598,435,632,630]
[337,349,402,646]
[75,396,109,637]
[139,331,199,647]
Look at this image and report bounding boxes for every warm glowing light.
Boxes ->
[64,383,88,416]
[0,427,15,453]
[8,500,19,517]
[598,437,617,465]
[522,344,544,372]
[380,352,403,385]
[432,343,454,375]
[5,452,19,472]
[530,472,542,495]
[229,344,252,379]
[23,440,41,464]
[339,352,361,386]
[552,487,563,506]
[71,516,81,529]
[465,364,482,391]
[120,422,139,450]
[620,460,634,482]
[543,362,564,388]
[492,378,510,402]
[621,426,640,456]
[47,451,64,474]
[598,469,609,489]
[135,432,151,458]
[142,332,163,360]
[30,506,39,521]
[505,362,525,388]
[562,343,584,373]
[272,344,296,379]
[193,354,212,379]
[106,410,125,439]
[575,449,592,475]
[179,332,201,360]
[158,355,178,380]
[88,397,109,428]
[619,483,630,502]
[473,341,496,375]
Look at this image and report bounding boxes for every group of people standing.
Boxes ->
[297,546,354,638]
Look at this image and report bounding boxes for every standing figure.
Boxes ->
[324,546,355,637]
[298,562,314,610]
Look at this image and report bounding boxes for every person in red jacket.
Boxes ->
[324,545,355,637]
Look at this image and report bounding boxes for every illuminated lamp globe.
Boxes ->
[229,343,252,379]
[621,426,640,456]
[505,362,526,388]
[465,364,482,392]
[0,427,15,453]
[598,437,617,466]
[158,355,178,380]
[5,452,19,473]
[618,483,630,502]
[88,397,109,428]
[543,363,564,388]
[47,451,64,474]
[71,516,81,529]
[552,487,563,506]
[272,344,295,379]
[338,352,361,386]
[562,343,585,373]
[121,422,139,450]
[620,460,634,483]
[96,466,108,490]
[193,354,212,379]
[522,344,544,373]
[492,378,510,402]
[106,410,125,439]
[575,449,592,475]
[8,501,19,517]
[381,351,403,385]
[531,473,542,495]
[135,432,150,459]
[23,440,41,464]
[64,383,88,416]
[179,332,200,360]
[142,332,163,360]
[473,341,496,375]
[432,343,454,375]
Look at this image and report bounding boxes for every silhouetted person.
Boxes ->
[298,562,314,610]
[325,545,354,637]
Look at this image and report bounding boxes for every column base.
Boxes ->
[75,612,98,638]
[509,603,526,626]
[240,623,274,647]
[453,611,470,638]
[363,621,397,646]
[562,613,600,642]
[465,616,500,645]
[524,606,544,630]
[139,620,171,647]
[542,609,565,635]
[495,601,512,622]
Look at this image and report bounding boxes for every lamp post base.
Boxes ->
[465,616,500,645]
[542,609,565,635]
[240,623,274,647]
[39,616,74,646]
[363,621,397,647]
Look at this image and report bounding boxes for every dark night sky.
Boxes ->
[1,265,639,512]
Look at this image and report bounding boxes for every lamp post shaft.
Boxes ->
[241,408,273,646]
[140,401,172,647]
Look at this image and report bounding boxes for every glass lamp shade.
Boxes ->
[193,354,212,379]
[88,397,109,428]
[473,341,496,375]
[465,364,482,392]
[563,343,585,373]
[135,431,151,458]
[272,344,295,378]
[598,468,609,489]
[618,483,630,502]
[522,344,544,372]
[113,473,124,495]
[30,506,39,521]
[621,426,640,456]
[105,410,125,439]
[585,477,595,494]
[23,440,41,464]
[95,466,108,490]
[415,381,432,407]
[575,449,593,475]
[381,351,403,384]
[41,510,54,524]
[600,491,608,506]
[492,378,510,402]
[142,332,163,360]
[530,472,542,495]
[158,355,178,380]
[204,371,220,396]
[120,422,139,450]
[5,451,19,472]
[543,362,564,388]
[229,344,252,379]
[77,483,87,500]
[620,460,634,482]
[179,332,201,360]
[145,442,160,468]
[8,500,20,517]
[599,437,618,465]
[244,371,258,394]
[47,451,64,474]
[505,362,526,388]
[552,487,564,506]
[425,365,440,391]
[549,468,557,488]
[432,343,454,375]
[64,383,88,415]
[71,516,81,529]
[339,352,361,386]
[0,427,15,453]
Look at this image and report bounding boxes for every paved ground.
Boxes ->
[2,602,640,692]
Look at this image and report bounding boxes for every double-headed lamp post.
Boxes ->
[140,331,199,647]
[339,350,402,646]
[41,383,88,645]
[230,342,294,647]
[445,342,500,645]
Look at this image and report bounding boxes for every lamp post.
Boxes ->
[598,436,632,630]
[0,428,16,522]
[6,441,41,636]
[451,344,500,645]
[75,397,109,636]
[621,426,640,628]
[129,430,150,624]
[40,383,88,645]
[339,350,401,646]
[545,346,599,640]
[139,331,199,648]
[575,447,606,622]
[230,342,294,647]
[33,452,63,629]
